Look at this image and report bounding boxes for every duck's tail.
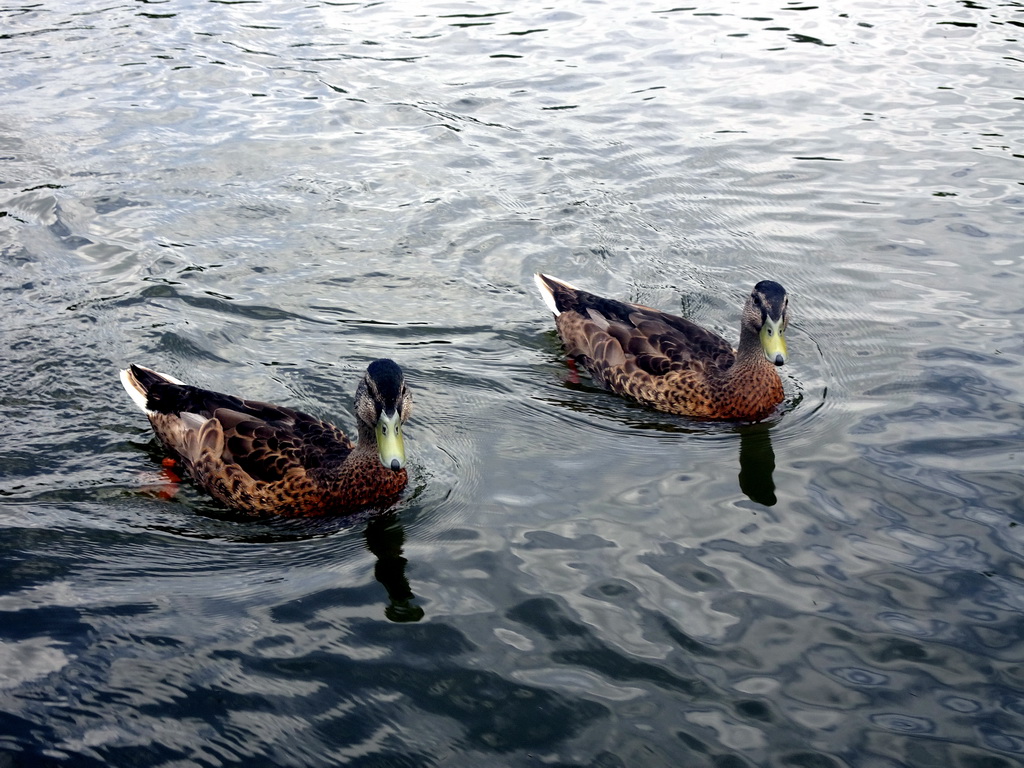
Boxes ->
[534,273,580,316]
[119,364,185,415]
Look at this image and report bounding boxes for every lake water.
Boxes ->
[2,0,1023,765]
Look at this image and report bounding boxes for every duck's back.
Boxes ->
[537,276,738,410]
[124,365,365,514]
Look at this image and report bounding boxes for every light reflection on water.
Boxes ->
[2,0,1023,765]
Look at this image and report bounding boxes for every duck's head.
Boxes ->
[355,358,412,471]
[743,281,789,366]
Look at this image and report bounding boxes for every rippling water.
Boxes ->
[2,0,1023,766]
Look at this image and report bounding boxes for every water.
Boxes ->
[2,0,1023,765]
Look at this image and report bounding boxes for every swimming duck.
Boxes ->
[534,274,789,420]
[120,359,412,516]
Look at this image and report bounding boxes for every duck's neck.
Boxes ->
[353,421,379,458]
[714,326,784,417]
[732,325,770,372]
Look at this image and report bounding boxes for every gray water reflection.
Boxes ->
[2,0,1024,766]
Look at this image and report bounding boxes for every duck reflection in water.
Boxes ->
[365,512,425,623]
[737,423,777,507]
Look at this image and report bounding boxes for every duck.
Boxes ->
[534,273,790,420]
[119,359,412,516]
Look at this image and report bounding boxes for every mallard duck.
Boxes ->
[534,274,789,420]
[119,359,412,516]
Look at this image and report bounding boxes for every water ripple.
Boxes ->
[2,0,1024,765]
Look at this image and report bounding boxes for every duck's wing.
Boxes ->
[122,365,354,505]
[535,274,736,384]
[203,403,354,484]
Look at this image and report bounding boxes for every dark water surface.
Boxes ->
[2,0,1023,766]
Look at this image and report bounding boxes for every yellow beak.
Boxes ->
[760,317,787,366]
[375,411,406,471]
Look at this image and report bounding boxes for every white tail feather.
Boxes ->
[534,273,578,316]
[119,364,185,415]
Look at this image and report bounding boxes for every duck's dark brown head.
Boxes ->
[355,359,412,471]
[743,281,789,366]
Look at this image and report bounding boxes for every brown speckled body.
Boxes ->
[124,362,411,517]
[540,276,788,421]
[150,410,407,516]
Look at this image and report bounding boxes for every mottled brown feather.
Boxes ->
[537,274,788,420]
[124,362,410,516]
